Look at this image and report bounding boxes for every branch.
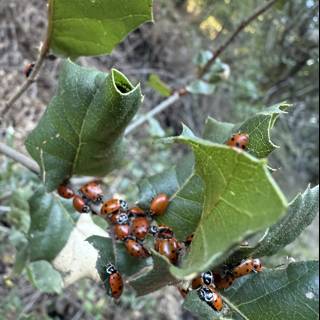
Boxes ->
[124,92,181,136]
[0,143,40,174]
[199,0,279,78]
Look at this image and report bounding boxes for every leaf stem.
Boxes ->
[0,143,40,174]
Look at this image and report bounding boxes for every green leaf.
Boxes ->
[203,103,291,159]
[27,260,64,294]
[186,80,215,95]
[128,250,177,296]
[184,261,319,320]
[148,74,172,97]
[26,60,143,191]
[248,185,319,258]
[193,50,213,68]
[49,0,153,58]
[170,133,287,278]
[138,153,203,241]
[27,187,79,262]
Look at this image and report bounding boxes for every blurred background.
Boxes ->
[0,0,319,319]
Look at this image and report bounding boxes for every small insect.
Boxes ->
[184,233,194,247]
[155,237,181,265]
[73,195,90,213]
[23,63,35,78]
[232,259,255,278]
[128,207,146,218]
[101,199,129,216]
[131,216,150,241]
[198,285,224,312]
[226,133,249,150]
[213,272,235,290]
[192,271,214,290]
[124,238,150,258]
[80,181,103,203]
[150,193,170,216]
[114,224,131,241]
[106,263,123,299]
[57,183,74,199]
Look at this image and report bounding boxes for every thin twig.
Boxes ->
[2,42,49,117]
[124,92,180,136]
[0,142,40,174]
[199,0,279,77]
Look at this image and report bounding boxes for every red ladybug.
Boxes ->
[150,193,170,216]
[128,207,146,218]
[101,199,129,216]
[232,259,255,278]
[80,181,103,203]
[155,237,181,265]
[198,285,224,312]
[213,272,235,290]
[73,195,90,213]
[106,263,123,299]
[23,63,35,78]
[124,238,150,258]
[57,183,74,199]
[131,216,150,241]
[226,133,249,150]
[114,224,131,241]
[192,271,214,290]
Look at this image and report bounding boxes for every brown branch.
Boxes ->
[2,0,54,117]
[0,143,40,174]
[199,0,279,78]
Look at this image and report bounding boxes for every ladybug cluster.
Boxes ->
[177,257,263,312]
[56,132,251,303]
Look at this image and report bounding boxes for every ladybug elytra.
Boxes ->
[73,195,90,213]
[198,285,223,312]
[150,193,170,216]
[124,238,150,258]
[226,133,249,150]
[57,183,74,199]
[101,199,129,216]
[80,181,103,203]
[106,263,123,299]
[131,216,150,241]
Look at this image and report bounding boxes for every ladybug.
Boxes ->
[106,263,123,299]
[128,207,146,218]
[150,193,170,216]
[155,237,181,265]
[101,199,129,216]
[80,181,103,203]
[73,195,90,213]
[192,271,214,290]
[184,233,194,247]
[131,216,150,241]
[57,183,74,199]
[252,258,263,273]
[124,238,150,258]
[23,62,35,78]
[114,224,131,241]
[226,133,249,150]
[108,211,126,225]
[213,272,235,290]
[198,285,224,312]
[157,225,175,239]
[232,259,255,278]
[149,225,159,236]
